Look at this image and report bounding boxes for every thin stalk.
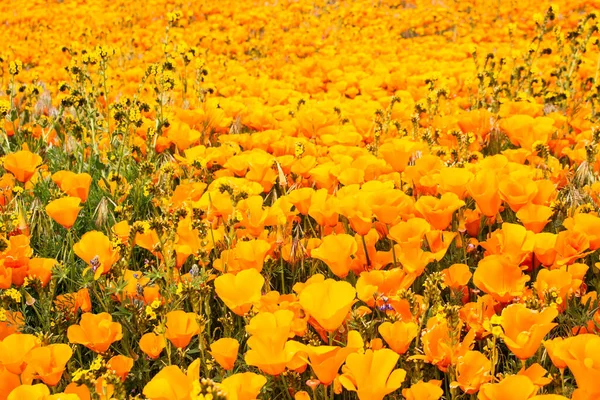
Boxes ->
[361,234,372,269]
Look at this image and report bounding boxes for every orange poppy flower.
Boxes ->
[167,121,201,151]
[27,257,56,287]
[45,394,83,400]
[6,384,50,400]
[557,334,600,399]
[139,332,166,360]
[542,337,567,370]
[24,343,72,386]
[425,230,457,261]
[463,208,482,237]
[143,285,161,305]
[221,372,268,400]
[111,220,131,244]
[237,195,271,237]
[481,223,535,266]
[134,224,161,252]
[186,357,202,382]
[311,234,357,278]
[170,181,207,208]
[473,255,530,303]
[554,229,591,266]
[67,312,123,353]
[73,231,119,279]
[0,367,20,400]
[244,310,302,375]
[378,321,418,355]
[209,338,239,371]
[355,268,417,309]
[500,115,555,150]
[563,213,600,250]
[256,291,303,314]
[154,135,171,154]
[298,278,356,332]
[441,263,472,289]
[533,232,558,266]
[498,175,538,212]
[402,380,443,400]
[478,375,537,400]
[450,351,492,394]
[54,288,92,315]
[516,203,553,233]
[534,267,585,311]
[379,138,425,173]
[214,268,264,316]
[3,150,43,183]
[351,228,393,273]
[415,192,465,231]
[291,155,317,178]
[467,170,502,218]
[3,234,33,269]
[94,376,115,400]
[338,196,374,236]
[45,196,82,229]
[457,108,493,139]
[0,310,24,340]
[0,262,12,289]
[459,294,496,338]
[532,179,557,206]
[63,383,91,400]
[308,161,337,190]
[518,363,552,388]
[287,187,314,215]
[221,154,249,179]
[388,218,430,248]
[52,171,93,203]
[0,333,40,374]
[109,269,150,302]
[308,188,340,227]
[0,173,15,207]
[367,188,413,225]
[174,217,202,268]
[394,245,435,276]
[437,167,474,199]
[339,348,406,400]
[164,310,200,349]
[301,345,356,385]
[107,355,134,381]
[412,316,475,372]
[404,155,443,196]
[500,304,558,360]
[246,151,279,192]
[143,365,192,400]
[296,106,337,138]
[10,264,29,287]
[214,239,271,273]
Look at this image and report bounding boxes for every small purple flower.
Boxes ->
[90,255,100,272]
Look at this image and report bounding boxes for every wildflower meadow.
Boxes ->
[1,0,600,399]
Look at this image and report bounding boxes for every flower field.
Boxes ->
[1,0,600,398]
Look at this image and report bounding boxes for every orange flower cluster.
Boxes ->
[0,0,600,398]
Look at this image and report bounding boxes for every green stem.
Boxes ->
[280,257,286,294]
[361,234,371,269]
[280,374,293,400]
[166,342,172,366]
[389,228,398,268]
